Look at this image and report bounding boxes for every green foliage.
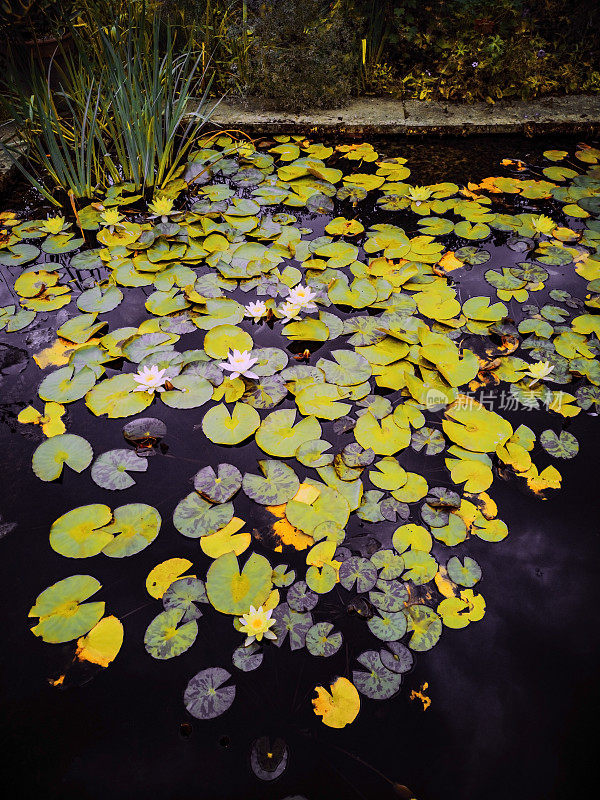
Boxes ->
[0,5,215,203]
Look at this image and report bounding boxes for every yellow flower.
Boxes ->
[41,216,67,235]
[148,196,175,220]
[100,208,124,228]
[238,605,277,646]
[525,360,555,386]
[531,214,556,235]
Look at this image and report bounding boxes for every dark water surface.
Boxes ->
[0,134,599,800]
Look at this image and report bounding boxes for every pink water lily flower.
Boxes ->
[133,365,168,393]
[219,349,259,380]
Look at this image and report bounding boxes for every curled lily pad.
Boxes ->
[32,433,93,481]
[194,463,242,503]
[242,459,299,505]
[144,607,198,659]
[90,449,148,490]
[29,575,105,643]
[173,492,234,538]
[122,417,166,448]
[540,429,579,458]
[184,667,236,720]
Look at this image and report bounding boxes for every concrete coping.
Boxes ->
[207,94,600,138]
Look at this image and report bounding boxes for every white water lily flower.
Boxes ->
[219,349,259,380]
[133,365,168,393]
[279,302,302,323]
[245,300,268,322]
[286,284,318,310]
[239,605,277,646]
[525,360,555,386]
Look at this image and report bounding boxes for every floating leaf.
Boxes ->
[243,459,299,505]
[194,463,242,503]
[312,677,360,728]
[539,429,579,459]
[29,575,104,643]
[90,449,148,490]
[184,667,236,719]
[206,552,273,615]
[101,503,161,557]
[202,402,260,445]
[144,607,197,659]
[353,650,402,699]
[32,433,93,481]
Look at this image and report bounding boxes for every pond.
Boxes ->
[0,133,599,800]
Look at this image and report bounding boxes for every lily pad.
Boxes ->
[32,434,93,481]
[144,607,198,659]
[242,459,300,505]
[90,449,148,490]
[184,667,236,719]
[29,575,105,643]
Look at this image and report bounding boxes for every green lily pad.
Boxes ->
[540,429,579,458]
[367,609,407,641]
[404,604,442,651]
[206,551,273,615]
[242,459,299,505]
[85,374,154,418]
[446,556,481,588]
[32,433,93,481]
[353,650,402,699]
[173,492,234,538]
[49,504,113,558]
[90,449,148,490]
[144,607,198,659]
[255,409,321,457]
[194,463,242,503]
[232,642,263,671]
[305,622,343,656]
[29,575,105,643]
[184,667,236,719]
[380,642,414,674]
[101,503,161,557]
[39,366,96,404]
[202,402,261,445]
[163,576,207,622]
[161,375,213,409]
[338,556,377,593]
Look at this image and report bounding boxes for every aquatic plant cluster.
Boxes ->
[1,134,600,775]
